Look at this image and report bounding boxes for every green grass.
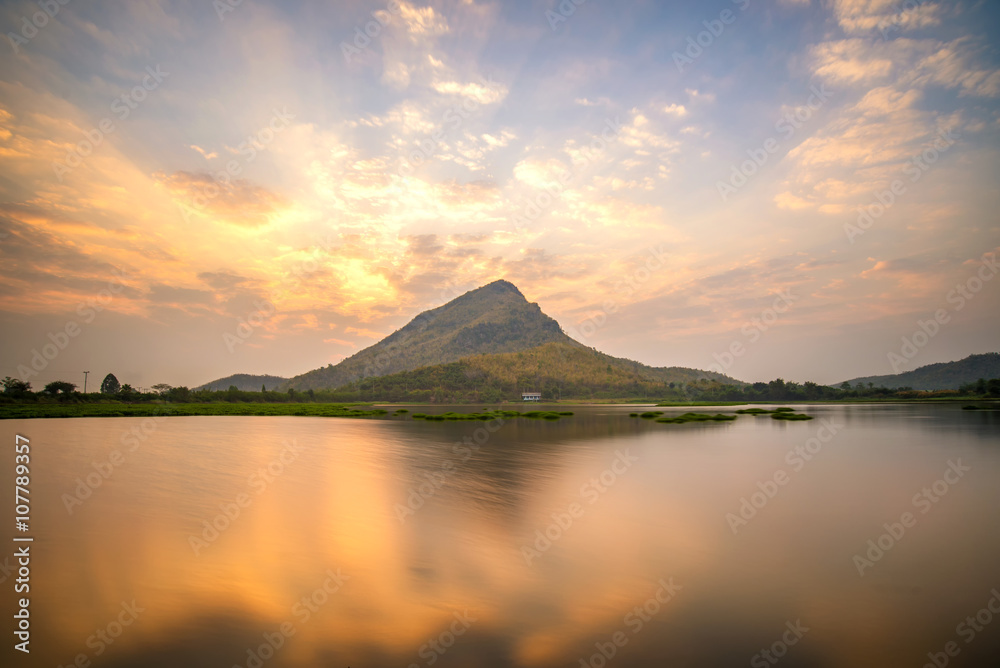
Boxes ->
[0,402,384,420]
[770,412,814,421]
[655,412,738,424]
[649,407,814,424]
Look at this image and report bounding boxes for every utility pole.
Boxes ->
[83,371,90,394]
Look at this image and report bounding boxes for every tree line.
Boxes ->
[3,371,998,405]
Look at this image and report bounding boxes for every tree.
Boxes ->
[43,381,76,395]
[261,384,266,392]
[117,384,138,402]
[166,386,191,402]
[2,377,32,395]
[100,373,121,394]
[151,383,173,396]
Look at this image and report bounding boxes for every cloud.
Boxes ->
[155,171,286,228]
[190,145,218,160]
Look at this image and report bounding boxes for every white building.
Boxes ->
[521,392,541,402]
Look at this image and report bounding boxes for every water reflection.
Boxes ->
[3,404,999,667]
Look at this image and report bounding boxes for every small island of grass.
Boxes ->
[655,412,738,424]
[410,409,572,421]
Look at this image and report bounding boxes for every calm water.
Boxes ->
[3,404,1000,667]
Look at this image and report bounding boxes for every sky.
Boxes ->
[0,0,998,390]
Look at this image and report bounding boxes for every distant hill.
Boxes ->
[197,373,288,391]
[282,279,736,394]
[325,340,740,402]
[839,353,1000,390]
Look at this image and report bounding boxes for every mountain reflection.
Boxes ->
[6,406,1000,667]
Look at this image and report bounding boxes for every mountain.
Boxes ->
[283,279,737,395]
[283,280,571,391]
[320,341,739,403]
[838,353,1000,390]
[197,373,288,391]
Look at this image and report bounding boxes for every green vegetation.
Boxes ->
[770,412,814,421]
[410,409,570,421]
[655,412,738,424]
[840,353,1000,392]
[307,341,739,403]
[0,402,384,420]
[633,406,813,424]
[660,374,998,404]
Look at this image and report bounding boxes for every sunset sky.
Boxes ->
[1,0,998,389]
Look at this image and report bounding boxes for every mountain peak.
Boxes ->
[482,279,522,294]
[458,279,525,303]
[284,279,569,390]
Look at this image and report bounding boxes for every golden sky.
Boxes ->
[1,0,998,388]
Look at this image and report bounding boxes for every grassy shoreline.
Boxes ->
[2,397,997,420]
[0,402,384,420]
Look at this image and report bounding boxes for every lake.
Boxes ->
[3,403,1000,667]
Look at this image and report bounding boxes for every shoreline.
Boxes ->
[2,398,997,420]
